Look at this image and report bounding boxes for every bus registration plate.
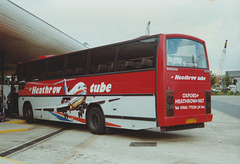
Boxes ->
[186,118,197,123]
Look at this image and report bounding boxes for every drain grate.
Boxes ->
[129,142,157,147]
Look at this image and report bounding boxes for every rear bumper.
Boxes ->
[160,123,205,132]
[159,113,213,127]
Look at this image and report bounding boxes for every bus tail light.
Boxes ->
[166,91,174,116]
[206,91,211,114]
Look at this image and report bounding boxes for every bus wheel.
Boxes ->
[86,107,105,134]
[24,103,34,123]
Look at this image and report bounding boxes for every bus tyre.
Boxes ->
[24,103,34,123]
[86,107,105,134]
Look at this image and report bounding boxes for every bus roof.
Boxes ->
[17,33,204,64]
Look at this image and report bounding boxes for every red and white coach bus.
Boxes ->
[15,33,213,134]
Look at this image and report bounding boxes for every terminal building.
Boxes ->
[0,0,86,116]
[0,0,86,84]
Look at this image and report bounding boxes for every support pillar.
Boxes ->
[1,52,5,85]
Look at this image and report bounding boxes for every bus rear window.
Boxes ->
[167,38,208,69]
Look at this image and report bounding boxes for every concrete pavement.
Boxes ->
[0,119,33,134]
[0,157,27,164]
[0,118,33,163]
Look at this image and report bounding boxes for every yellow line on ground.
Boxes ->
[0,128,29,134]
[7,120,26,124]
[0,156,27,164]
[0,120,34,133]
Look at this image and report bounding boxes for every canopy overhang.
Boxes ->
[0,0,86,81]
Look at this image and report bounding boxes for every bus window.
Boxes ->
[28,60,46,81]
[167,38,208,69]
[89,46,117,74]
[47,55,65,79]
[66,51,87,77]
[16,63,27,82]
[117,38,156,71]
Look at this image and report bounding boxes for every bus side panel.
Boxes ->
[18,70,157,129]
[19,71,156,96]
[103,95,157,130]
[18,97,24,117]
[19,95,157,130]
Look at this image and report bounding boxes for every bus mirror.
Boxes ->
[19,80,26,84]
[32,78,39,82]
[19,80,26,90]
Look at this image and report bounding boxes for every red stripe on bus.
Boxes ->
[105,122,121,128]
[54,112,121,127]
[54,112,86,124]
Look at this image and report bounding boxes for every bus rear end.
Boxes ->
[157,34,213,131]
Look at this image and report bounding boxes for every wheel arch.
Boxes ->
[86,103,106,134]
[86,103,104,119]
[23,101,32,117]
